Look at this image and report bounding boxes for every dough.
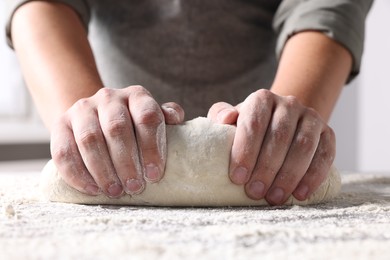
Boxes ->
[40,117,341,206]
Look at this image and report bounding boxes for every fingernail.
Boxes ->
[126,179,145,195]
[268,187,284,205]
[231,167,249,184]
[145,164,160,182]
[85,184,101,195]
[107,183,123,198]
[248,181,265,199]
[295,185,309,200]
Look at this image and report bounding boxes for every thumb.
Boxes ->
[207,102,238,124]
[161,102,185,125]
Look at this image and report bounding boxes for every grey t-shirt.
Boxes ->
[5,0,373,118]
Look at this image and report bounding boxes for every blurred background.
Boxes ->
[0,0,389,172]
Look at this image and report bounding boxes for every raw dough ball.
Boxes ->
[40,117,341,206]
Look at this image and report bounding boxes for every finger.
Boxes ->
[265,108,322,204]
[128,85,166,183]
[245,95,300,202]
[207,102,238,124]
[161,102,185,125]
[50,115,101,196]
[230,90,273,185]
[71,98,123,198]
[97,89,145,195]
[293,126,336,201]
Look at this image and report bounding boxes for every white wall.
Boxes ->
[358,0,390,172]
[0,2,27,117]
[0,2,49,144]
[330,0,390,172]
[329,80,358,171]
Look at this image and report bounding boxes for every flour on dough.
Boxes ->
[40,117,341,206]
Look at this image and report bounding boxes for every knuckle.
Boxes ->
[130,85,144,91]
[96,88,114,102]
[106,119,128,137]
[53,113,70,130]
[284,95,300,109]
[285,95,298,103]
[254,89,273,100]
[136,108,164,126]
[72,98,91,112]
[241,91,273,125]
[50,117,74,163]
[241,93,274,130]
[250,89,274,108]
[295,133,316,153]
[322,148,335,164]
[305,107,321,119]
[318,137,336,164]
[241,113,262,133]
[272,129,289,144]
[77,129,102,146]
[271,120,291,144]
[322,126,336,150]
[326,126,336,143]
[129,85,153,101]
[51,143,73,163]
[129,85,149,95]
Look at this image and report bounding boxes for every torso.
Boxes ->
[87,0,282,118]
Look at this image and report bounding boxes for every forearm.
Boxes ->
[11,1,103,130]
[270,31,353,122]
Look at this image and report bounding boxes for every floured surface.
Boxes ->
[40,117,341,206]
[1,170,390,260]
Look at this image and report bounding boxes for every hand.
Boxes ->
[50,85,184,197]
[208,89,335,205]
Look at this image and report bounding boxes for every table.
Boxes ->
[1,161,389,259]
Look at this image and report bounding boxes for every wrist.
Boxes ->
[270,31,352,121]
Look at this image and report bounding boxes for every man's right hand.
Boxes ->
[50,85,184,198]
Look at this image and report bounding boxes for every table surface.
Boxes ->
[1,161,390,260]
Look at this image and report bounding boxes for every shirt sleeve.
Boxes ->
[5,0,90,49]
[273,0,374,82]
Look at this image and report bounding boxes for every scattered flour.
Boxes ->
[0,171,389,259]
